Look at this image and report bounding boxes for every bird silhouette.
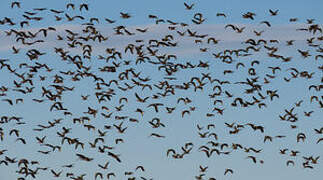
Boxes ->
[269,9,279,16]
[0,1,321,179]
[184,2,194,10]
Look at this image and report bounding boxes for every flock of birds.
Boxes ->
[0,1,322,180]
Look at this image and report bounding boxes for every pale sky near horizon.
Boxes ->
[0,0,322,180]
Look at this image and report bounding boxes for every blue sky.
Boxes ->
[0,0,322,179]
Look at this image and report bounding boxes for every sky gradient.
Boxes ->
[0,0,322,180]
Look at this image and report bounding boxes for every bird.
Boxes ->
[16,138,26,144]
[242,12,256,20]
[304,111,314,117]
[76,154,93,161]
[224,168,233,175]
[108,152,121,163]
[184,2,194,10]
[98,161,109,169]
[289,18,298,22]
[246,155,257,163]
[269,9,279,16]
[2,99,13,105]
[199,165,208,172]
[147,103,164,112]
[0,2,322,179]
[107,172,115,179]
[51,169,62,177]
[290,150,300,157]
[62,164,74,168]
[136,165,145,171]
[253,30,264,36]
[120,12,131,19]
[260,21,271,27]
[317,138,323,144]
[79,3,89,11]
[11,2,20,8]
[280,149,288,154]
[286,160,295,166]
[135,93,149,103]
[264,136,273,143]
[314,128,323,134]
[9,129,19,137]
[12,46,20,54]
[150,133,165,138]
[94,172,103,180]
[216,13,226,17]
[105,18,116,23]
[297,49,311,58]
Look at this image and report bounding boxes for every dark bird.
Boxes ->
[16,137,26,144]
[314,128,323,134]
[317,138,323,144]
[216,13,226,17]
[135,93,149,103]
[150,133,165,138]
[107,172,115,179]
[260,21,271,27]
[246,156,257,163]
[280,149,288,154]
[51,169,62,177]
[2,99,13,105]
[242,12,256,20]
[79,3,89,11]
[286,160,295,166]
[94,172,103,180]
[269,9,279,16]
[108,152,121,163]
[184,2,194,10]
[254,30,264,36]
[105,18,116,23]
[120,12,131,19]
[11,1,20,8]
[9,129,19,137]
[76,153,93,161]
[147,103,164,112]
[136,165,145,171]
[66,3,75,10]
[263,136,273,143]
[98,161,109,169]
[224,168,233,175]
[199,165,208,172]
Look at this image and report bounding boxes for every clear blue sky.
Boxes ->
[0,0,322,179]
